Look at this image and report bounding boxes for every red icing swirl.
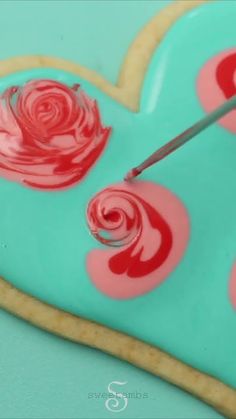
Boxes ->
[87,187,173,278]
[0,79,111,190]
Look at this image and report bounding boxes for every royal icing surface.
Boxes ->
[0,79,110,189]
[0,1,236,391]
[87,181,189,298]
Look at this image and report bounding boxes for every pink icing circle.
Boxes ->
[197,48,236,133]
[86,181,190,299]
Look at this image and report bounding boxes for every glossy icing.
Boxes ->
[0,0,236,393]
[87,181,189,298]
[197,48,236,133]
[0,79,110,189]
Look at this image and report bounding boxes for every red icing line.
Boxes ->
[86,181,190,299]
[216,52,236,99]
[0,79,111,190]
[109,194,172,277]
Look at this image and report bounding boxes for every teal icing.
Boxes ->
[0,309,223,419]
[0,0,235,392]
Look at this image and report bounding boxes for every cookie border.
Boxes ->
[0,0,235,417]
[0,0,207,111]
[0,277,235,417]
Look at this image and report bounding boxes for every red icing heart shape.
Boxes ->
[0,79,111,190]
[86,181,190,299]
[197,48,236,133]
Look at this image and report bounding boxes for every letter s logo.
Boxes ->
[105,381,128,412]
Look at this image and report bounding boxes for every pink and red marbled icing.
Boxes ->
[198,48,236,133]
[0,79,111,190]
[87,181,190,299]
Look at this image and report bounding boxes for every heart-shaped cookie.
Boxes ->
[0,1,236,417]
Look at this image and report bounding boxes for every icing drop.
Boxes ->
[0,79,111,190]
[229,262,236,309]
[86,181,189,299]
[197,48,236,133]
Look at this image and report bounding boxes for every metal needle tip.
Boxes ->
[123,95,236,179]
[124,168,141,181]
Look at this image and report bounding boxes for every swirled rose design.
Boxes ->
[87,181,189,299]
[0,79,111,189]
[87,187,173,277]
[197,48,236,133]
[87,188,142,247]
